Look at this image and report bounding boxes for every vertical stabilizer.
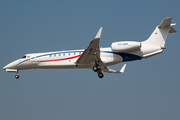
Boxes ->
[142,17,176,47]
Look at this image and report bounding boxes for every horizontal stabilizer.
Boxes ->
[102,64,126,73]
[169,27,177,33]
[142,17,176,47]
[158,18,177,33]
[158,17,172,28]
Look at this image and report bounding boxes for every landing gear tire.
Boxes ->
[98,72,104,78]
[92,66,98,72]
[15,75,19,79]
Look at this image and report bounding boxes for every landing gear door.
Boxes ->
[30,54,36,65]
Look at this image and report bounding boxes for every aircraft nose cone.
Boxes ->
[3,66,7,70]
[3,64,11,70]
[3,60,19,70]
[3,64,10,70]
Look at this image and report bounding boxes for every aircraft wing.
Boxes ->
[76,27,104,66]
[101,64,126,73]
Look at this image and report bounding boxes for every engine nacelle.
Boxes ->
[111,41,141,52]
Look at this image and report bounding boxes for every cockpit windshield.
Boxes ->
[21,55,26,59]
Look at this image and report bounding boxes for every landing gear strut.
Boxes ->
[92,65,104,78]
[15,70,19,79]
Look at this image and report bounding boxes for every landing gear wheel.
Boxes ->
[15,75,19,79]
[98,72,104,78]
[92,66,98,72]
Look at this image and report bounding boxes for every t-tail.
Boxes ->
[141,17,177,58]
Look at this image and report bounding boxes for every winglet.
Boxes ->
[95,27,103,38]
[120,64,126,73]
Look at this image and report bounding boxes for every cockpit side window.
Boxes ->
[21,55,26,59]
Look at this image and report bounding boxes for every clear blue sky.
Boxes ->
[1,0,180,120]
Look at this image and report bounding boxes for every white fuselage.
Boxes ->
[3,17,176,79]
[4,47,145,71]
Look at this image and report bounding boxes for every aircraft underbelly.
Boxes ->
[36,61,91,69]
[100,53,123,66]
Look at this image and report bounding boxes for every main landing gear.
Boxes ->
[97,71,104,78]
[92,66,98,72]
[92,66,104,78]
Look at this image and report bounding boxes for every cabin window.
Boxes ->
[74,52,76,55]
[68,53,70,56]
[54,54,56,57]
[63,53,65,56]
[49,55,51,57]
[59,54,61,56]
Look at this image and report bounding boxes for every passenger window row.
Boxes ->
[49,52,82,57]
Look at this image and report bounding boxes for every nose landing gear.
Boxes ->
[15,75,19,79]
[15,70,19,79]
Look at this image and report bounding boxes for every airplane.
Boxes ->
[3,17,176,79]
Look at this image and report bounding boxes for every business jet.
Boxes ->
[3,18,176,79]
